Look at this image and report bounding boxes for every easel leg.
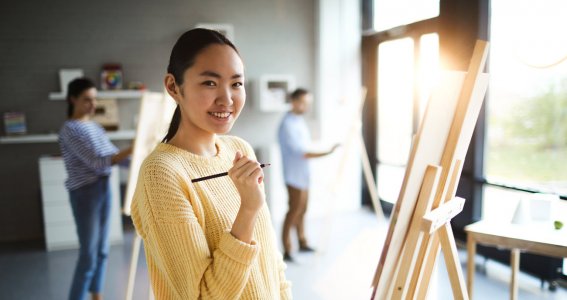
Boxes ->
[407,236,429,299]
[126,234,142,300]
[149,284,155,300]
[414,233,440,299]
[358,134,384,220]
[467,234,476,299]
[510,249,520,300]
[391,165,441,299]
[392,230,425,300]
[439,224,469,300]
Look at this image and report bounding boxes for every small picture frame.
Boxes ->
[256,74,296,112]
[92,99,119,131]
[59,69,84,94]
[195,23,234,42]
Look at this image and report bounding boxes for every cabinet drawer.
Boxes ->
[40,184,69,205]
[45,223,79,251]
[39,157,67,184]
[43,202,75,224]
[44,220,123,251]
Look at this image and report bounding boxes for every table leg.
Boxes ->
[510,248,520,300]
[467,234,476,299]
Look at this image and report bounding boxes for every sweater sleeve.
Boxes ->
[234,137,293,299]
[138,161,259,299]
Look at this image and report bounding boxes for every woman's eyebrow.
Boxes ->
[199,71,221,78]
[199,71,243,79]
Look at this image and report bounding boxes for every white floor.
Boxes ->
[1,207,565,299]
[277,207,567,300]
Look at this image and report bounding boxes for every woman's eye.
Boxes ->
[202,81,216,87]
[233,82,243,88]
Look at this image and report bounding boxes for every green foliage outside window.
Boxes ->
[486,79,567,194]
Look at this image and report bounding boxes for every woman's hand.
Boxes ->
[228,151,265,243]
[228,151,265,213]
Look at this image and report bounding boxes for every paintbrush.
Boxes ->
[191,163,271,183]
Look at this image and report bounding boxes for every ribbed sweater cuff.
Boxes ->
[219,231,259,265]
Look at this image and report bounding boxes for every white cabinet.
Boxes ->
[39,156,123,251]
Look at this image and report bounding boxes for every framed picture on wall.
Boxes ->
[59,69,84,94]
[256,74,296,112]
[195,23,235,41]
[92,99,119,131]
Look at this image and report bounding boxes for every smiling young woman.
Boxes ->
[130,29,292,299]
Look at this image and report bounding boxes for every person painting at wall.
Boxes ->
[130,28,292,299]
[59,77,133,300]
[278,88,339,262]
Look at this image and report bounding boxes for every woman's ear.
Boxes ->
[164,74,181,103]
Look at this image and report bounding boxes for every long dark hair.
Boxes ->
[162,28,239,143]
[66,77,96,117]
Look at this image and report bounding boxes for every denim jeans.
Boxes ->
[68,176,112,300]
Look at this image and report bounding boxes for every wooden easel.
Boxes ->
[328,87,384,220]
[357,88,385,220]
[371,40,489,299]
[123,91,176,300]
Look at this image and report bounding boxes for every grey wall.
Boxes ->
[0,0,315,242]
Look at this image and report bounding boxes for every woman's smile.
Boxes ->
[208,111,232,120]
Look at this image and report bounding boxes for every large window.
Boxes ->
[376,38,414,203]
[376,34,440,203]
[486,1,567,275]
[486,0,567,197]
[373,0,439,31]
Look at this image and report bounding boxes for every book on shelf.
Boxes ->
[3,112,27,135]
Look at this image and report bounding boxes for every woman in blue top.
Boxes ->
[58,77,132,300]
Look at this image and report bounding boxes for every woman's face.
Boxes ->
[175,44,245,137]
[71,87,97,118]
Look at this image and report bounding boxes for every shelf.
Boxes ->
[0,130,136,144]
[48,90,145,100]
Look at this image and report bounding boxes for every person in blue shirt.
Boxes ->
[277,88,339,262]
[58,77,132,300]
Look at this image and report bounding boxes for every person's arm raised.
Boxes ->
[304,143,340,159]
[111,146,133,165]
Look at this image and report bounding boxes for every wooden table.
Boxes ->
[465,221,567,300]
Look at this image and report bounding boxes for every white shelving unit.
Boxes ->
[0,130,136,144]
[1,89,148,144]
[48,89,145,101]
[39,156,123,251]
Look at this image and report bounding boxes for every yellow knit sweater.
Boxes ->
[131,135,292,299]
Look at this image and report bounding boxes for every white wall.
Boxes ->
[264,0,363,226]
[313,0,363,215]
[0,0,316,241]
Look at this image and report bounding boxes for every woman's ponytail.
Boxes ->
[162,105,181,143]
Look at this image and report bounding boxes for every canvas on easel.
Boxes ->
[123,91,176,215]
[371,40,489,299]
[329,86,384,220]
[123,91,176,300]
